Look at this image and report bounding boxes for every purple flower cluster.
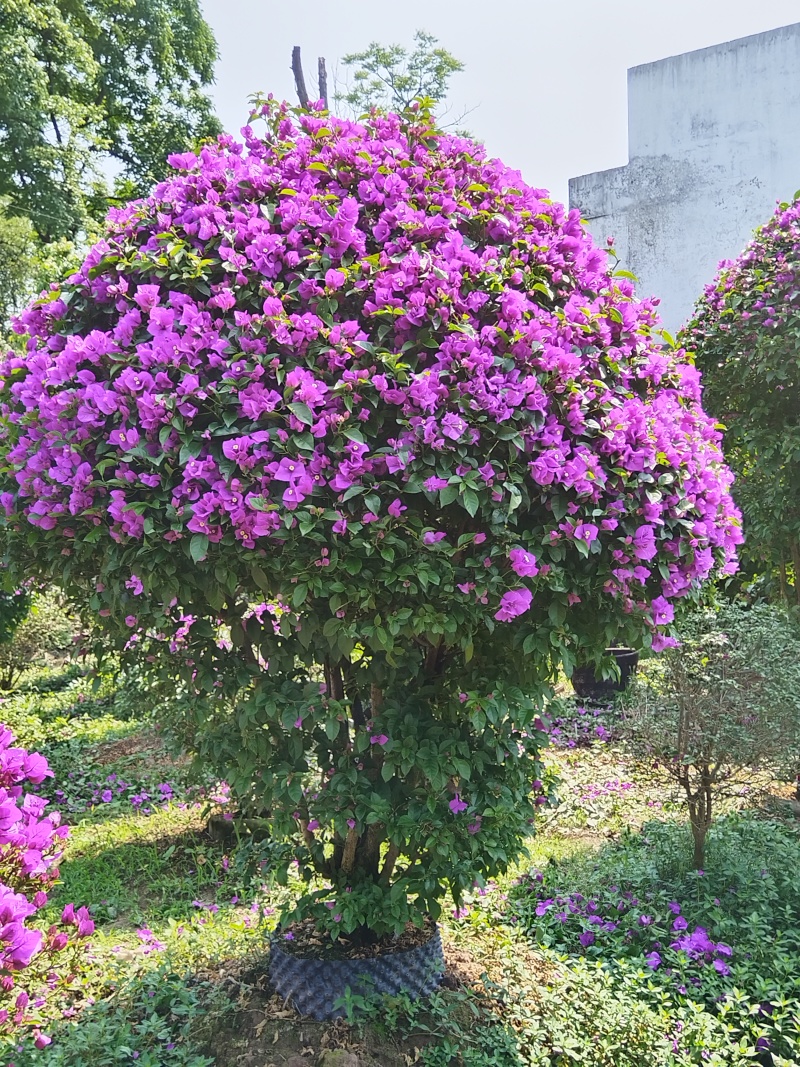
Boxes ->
[548,703,617,748]
[578,777,633,802]
[521,876,734,986]
[0,100,740,645]
[45,772,181,818]
[0,726,94,1046]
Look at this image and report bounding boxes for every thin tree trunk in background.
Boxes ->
[779,558,788,604]
[791,541,800,607]
[292,47,310,108]
[318,57,328,108]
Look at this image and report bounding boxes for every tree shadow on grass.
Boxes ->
[45,817,237,928]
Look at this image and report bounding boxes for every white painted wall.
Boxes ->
[569,24,800,333]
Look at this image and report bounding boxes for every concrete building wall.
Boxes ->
[569,24,800,333]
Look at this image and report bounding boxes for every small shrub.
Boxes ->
[1,962,217,1066]
[622,602,800,867]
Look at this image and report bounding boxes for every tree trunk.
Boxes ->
[686,771,713,869]
[791,540,800,607]
[689,814,707,870]
[291,46,310,108]
[318,57,328,109]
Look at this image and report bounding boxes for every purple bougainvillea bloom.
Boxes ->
[449,795,468,814]
[650,596,675,626]
[325,268,346,289]
[645,951,661,969]
[578,931,595,948]
[712,958,730,975]
[370,734,389,746]
[508,548,539,578]
[573,523,599,544]
[494,588,533,622]
[387,499,406,518]
[125,574,144,596]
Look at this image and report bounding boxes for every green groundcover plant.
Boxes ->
[510,816,800,1065]
[0,101,741,941]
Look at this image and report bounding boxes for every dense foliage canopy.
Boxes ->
[0,0,220,244]
[0,101,741,935]
[682,195,800,600]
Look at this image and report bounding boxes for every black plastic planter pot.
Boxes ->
[571,647,639,703]
[269,926,445,1020]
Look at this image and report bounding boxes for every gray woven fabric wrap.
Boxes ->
[269,926,445,1019]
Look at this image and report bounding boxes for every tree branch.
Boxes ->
[292,47,310,109]
[380,841,401,886]
[341,827,358,874]
[318,57,328,109]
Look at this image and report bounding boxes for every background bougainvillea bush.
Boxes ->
[682,193,800,600]
[0,100,741,940]
[0,727,93,1049]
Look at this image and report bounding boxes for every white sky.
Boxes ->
[199,1,800,207]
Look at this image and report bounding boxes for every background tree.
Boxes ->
[681,195,800,604]
[0,0,220,242]
[0,0,220,330]
[623,603,800,868]
[336,30,467,124]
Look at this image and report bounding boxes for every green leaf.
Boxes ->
[292,583,309,608]
[288,402,314,425]
[190,534,209,563]
[461,488,479,517]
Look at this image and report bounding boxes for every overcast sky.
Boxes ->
[200,1,799,206]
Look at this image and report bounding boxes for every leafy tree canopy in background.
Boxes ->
[681,194,800,603]
[336,30,465,121]
[0,0,220,244]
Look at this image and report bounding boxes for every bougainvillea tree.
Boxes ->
[682,194,800,601]
[0,100,741,940]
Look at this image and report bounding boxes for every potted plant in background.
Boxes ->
[0,99,741,1017]
[571,646,640,703]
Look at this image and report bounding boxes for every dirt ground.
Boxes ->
[207,939,521,1067]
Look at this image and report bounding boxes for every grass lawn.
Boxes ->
[2,666,799,1067]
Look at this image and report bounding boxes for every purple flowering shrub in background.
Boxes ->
[0,726,93,1048]
[681,193,800,600]
[0,100,741,940]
